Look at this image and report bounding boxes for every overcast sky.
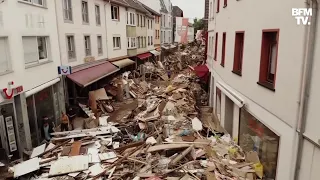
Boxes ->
[171,0,205,22]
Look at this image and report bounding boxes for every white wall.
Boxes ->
[105,3,127,59]
[188,26,194,42]
[0,0,61,102]
[207,0,308,179]
[56,0,108,67]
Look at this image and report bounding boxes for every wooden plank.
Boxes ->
[70,141,82,156]
[147,144,190,153]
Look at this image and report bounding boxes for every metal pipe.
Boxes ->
[294,0,318,179]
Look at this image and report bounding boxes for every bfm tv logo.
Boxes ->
[292,8,312,25]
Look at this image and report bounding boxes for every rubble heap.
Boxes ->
[3,44,263,180]
[163,43,206,75]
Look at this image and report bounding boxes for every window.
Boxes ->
[22,36,49,65]
[111,5,119,20]
[63,0,72,21]
[214,32,218,60]
[137,14,139,26]
[84,36,91,56]
[140,15,142,27]
[148,36,150,46]
[216,0,220,13]
[209,2,212,20]
[151,20,153,29]
[224,0,227,7]
[127,37,136,49]
[239,108,279,179]
[151,36,153,45]
[148,20,150,29]
[127,12,135,26]
[144,37,146,47]
[221,32,226,67]
[211,37,214,57]
[258,30,279,90]
[82,1,89,23]
[97,36,103,55]
[113,36,121,49]
[137,37,140,48]
[0,37,11,73]
[215,87,221,120]
[95,5,101,25]
[144,16,146,27]
[66,35,76,61]
[233,32,245,76]
[22,0,46,6]
[211,2,214,19]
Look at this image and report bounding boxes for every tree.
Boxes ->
[193,18,205,36]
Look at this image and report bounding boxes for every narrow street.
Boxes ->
[0,43,264,180]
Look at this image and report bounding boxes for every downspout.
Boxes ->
[294,0,318,179]
[104,1,110,61]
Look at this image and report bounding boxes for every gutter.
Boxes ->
[294,0,318,179]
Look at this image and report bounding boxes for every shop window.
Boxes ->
[239,108,279,179]
[27,96,38,147]
[35,87,55,143]
[215,87,221,120]
[258,30,279,91]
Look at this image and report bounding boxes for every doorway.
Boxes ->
[224,96,234,135]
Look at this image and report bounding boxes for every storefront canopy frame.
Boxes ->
[67,61,119,87]
[137,52,152,60]
[25,78,60,98]
[111,58,135,68]
[150,50,161,56]
[216,81,245,107]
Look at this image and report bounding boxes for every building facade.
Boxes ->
[160,0,173,44]
[0,0,65,158]
[172,6,183,43]
[187,24,194,43]
[207,0,320,179]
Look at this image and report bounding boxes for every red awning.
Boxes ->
[137,53,152,60]
[67,61,119,87]
[193,64,209,83]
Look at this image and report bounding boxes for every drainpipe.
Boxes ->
[104,1,110,60]
[294,0,318,179]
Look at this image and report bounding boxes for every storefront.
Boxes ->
[239,108,279,179]
[0,82,24,160]
[26,83,61,147]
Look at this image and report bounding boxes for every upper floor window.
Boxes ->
[148,20,150,29]
[151,20,153,29]
[0,37,11,73]
[216,0,220,13]
[148,36,150,46]
[97,35,103,55]
[66,35,76,61]
[82,1,89,23]
[95,5,101,25]
[140,15,143,27]
[151,36,153,45]
[63,0,72,21]
[233,32,245,76]
[137,14,140,26]
[221,32,226,67]
[22,36,50,66]
[143,16,146,27]
[224,0,227,8]
[127,37,136,49]
[113,36,121,49]
[111,5,119,20]
[214,32,218,60]
[22,0,46,7]
[258,30,279,90]
[127,12,135,26]
[84,35,91,56]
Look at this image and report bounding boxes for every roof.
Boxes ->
[159,0,168,13]
[140,3,161,16]
[108,0,129,7]
[124,0,149,14]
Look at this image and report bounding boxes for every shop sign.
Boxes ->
[1,82,23,100]
[58,66,72,75]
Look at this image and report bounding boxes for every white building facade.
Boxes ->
[206,0,320,179]
[0,0,65,158]
[55,0,108,67]
[160,0,173,44]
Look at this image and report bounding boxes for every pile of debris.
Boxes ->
[163,43,206,75]
[6,69,263,180]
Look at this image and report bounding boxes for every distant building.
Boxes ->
[174,17,189,44]
[188,23,194,43]
[172,6,183,43]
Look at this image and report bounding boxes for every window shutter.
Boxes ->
[23,37,38,64]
